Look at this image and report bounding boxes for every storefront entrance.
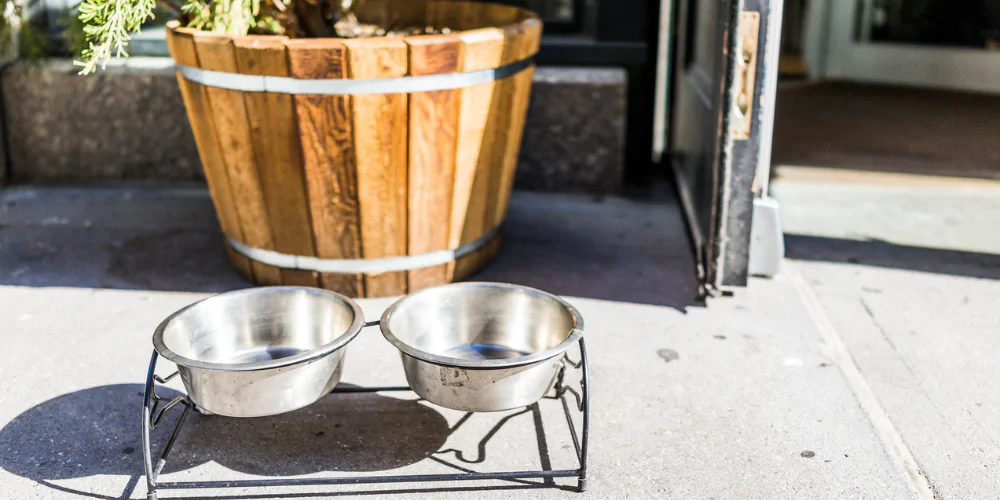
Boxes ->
[805,0,1000,94]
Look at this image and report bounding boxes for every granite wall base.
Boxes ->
[1,59,625,193]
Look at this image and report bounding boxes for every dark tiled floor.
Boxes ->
[773,81,1000,179]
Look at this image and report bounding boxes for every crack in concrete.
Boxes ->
[859,297,922,383]
[861,297,1000,457]
[787,261,938,500]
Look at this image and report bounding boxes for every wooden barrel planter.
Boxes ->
[164,0,541,297]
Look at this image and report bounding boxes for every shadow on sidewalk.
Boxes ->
[0,384,447,498]
[0,186,701,310]
[0,383,576,499]
[786,234,1000,280]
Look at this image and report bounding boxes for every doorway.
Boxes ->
[805,0,1000,94]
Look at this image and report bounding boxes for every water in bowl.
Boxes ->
[225,346,309,364]
[442,343,532,361]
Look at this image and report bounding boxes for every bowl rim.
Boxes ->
[379,282,584,369]
[152,286,365,372]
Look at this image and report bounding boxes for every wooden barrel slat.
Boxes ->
[233,36,320,287]
[191,32,283,285]
[285,40,365,296]
[494,19,542,228]
[448,28,506,281]
[344,38,410,297]
[453,20,534,280]
[479,23,530,238]
[405,33,464,290]
[168,26,256,281]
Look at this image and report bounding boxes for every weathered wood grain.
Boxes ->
[477,25,523,249]
[448,28,505,281]
[481,20,540,237]
[192,31,283,285]
[233,36,319,287]
[285,40,364,296]
[406,34,464,291]
[344,38,409,297]
[168,25,255,281]
[494,19,542,228]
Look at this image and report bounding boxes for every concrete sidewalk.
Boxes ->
[0,182,993,499]
[774,169,1000,500]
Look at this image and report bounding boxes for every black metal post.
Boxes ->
[577,337,590,491]
[141,351,159,500]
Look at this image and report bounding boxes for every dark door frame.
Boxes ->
[667,0,779,294]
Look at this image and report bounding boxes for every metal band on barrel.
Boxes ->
[177,56,533,95]
[228,224,500,274]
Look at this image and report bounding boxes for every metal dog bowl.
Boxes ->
[152,287,364,417]
[380,282,583,412]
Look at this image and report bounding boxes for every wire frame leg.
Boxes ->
[553,337,590,492]
[142,351,192,500]
[578,337,590,491]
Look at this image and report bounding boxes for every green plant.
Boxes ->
[0,0,148,67]
[76,0,165,73]
[0,0,359,73]
[0,0,443,74]
[75,0,357,74]
[0,2,51,62]
[62,8,90,57]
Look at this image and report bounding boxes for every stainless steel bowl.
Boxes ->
[153,287,364,417]
[380,282,583,412]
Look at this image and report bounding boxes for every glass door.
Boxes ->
[814,0,1000,93]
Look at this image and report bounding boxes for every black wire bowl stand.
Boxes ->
[140,338,589,499]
